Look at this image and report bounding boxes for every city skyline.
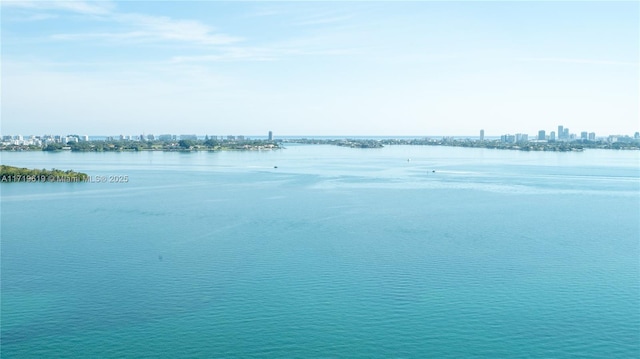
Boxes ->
[4,124,639,142]
[2,1,638,136]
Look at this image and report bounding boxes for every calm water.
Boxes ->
[2,145,639,358]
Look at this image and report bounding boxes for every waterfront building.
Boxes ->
[515,133,528,143]
[479,129,484,141]
[581,132,588,140]
[538,130,545,140]
[501,134,516,143]
[268,131,273,141]
[558,125,564,139]
[180,134,198,140]
[227,135,236,140]
[550,131,556,141]
[589,132,596,141]
[563,128,569,139]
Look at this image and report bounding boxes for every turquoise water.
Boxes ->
[2,145,639,358]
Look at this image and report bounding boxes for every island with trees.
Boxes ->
[284,137,640,151]
[0,165,89,183]
[39,138,281,152]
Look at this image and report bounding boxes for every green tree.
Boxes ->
[179,140,195,149]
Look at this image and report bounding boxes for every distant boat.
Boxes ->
[274,166,278,169]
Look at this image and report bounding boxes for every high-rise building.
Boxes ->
[550,131,556,141]
[589,132,596,141]
[268,131,273,141]
[580,132,588,140]
[538,130,546,140]
[558,125,564,139]
[479,129,484,141]
[563,128,569,139]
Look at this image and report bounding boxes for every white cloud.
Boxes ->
[111,13,242,45]
[1,0,114,15]
[170,45,359,63]
[5,1,242,46]
[51,13,242,45]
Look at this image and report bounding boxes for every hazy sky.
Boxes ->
[2,1,638,136]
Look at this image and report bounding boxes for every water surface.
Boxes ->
[2,146,639,358]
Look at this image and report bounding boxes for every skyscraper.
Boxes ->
[558,125,564,139]
[479,129,484,141]
[550,131,556,141]
[268,131,273,141]
[538,130,546,140]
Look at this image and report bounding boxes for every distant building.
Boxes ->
[180,134,198,140]
[227,135,236,140]
[147,134,155,141]
[563,128,569,139]
[538,130,546,141]
[515,133,528,143]
[268,131,273,141]
[81,135,89,141]
[558,125,564,139]
[158,134,173,141]
[580,132,588,140]
[588,132,595,141]
[634,132,639,139]
[479,129,484,141]
[550,131,556,141]
[501,134,516,143]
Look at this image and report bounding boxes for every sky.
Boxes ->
[1,0,638,137]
